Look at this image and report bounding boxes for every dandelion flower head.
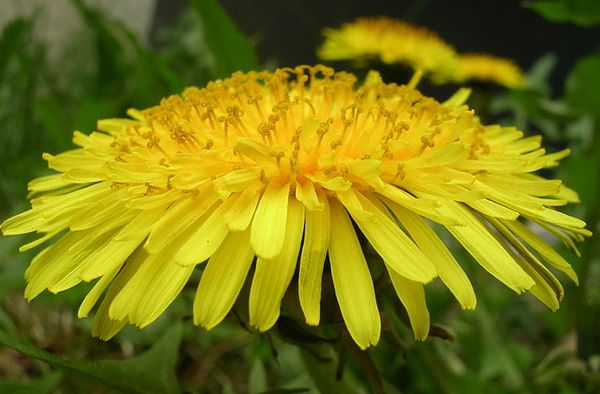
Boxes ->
[1,65,589,349]
[318,17,459,82]
[456,53,528,89]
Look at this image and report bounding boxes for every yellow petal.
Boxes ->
[298,193,330,325]
[27,174,76,193]
[339,189,437,283]
[48,231,118,292]
[388,201,476,310]
[109,245,194,328]
[532,219,582,256]
[79,209,167,282]
[1,183,111,235]
[345,159,382,178]
[328,198,380,350]
[194,229,254,329]
[69,195,128,231]
[440,201,535,293]
[468,199,519,220]
[175,195,240,266]
[307,174,352,192]
[251,182,290,258]
[478,173,561,196]
[127,189,179,209]
[443,87,471,107]
[113,207,168,242]
[78,266,120,318]
[473,180,585,229]
[375,183,458,225]
[249,199,305,331]
[402,142,466,169]
[66,210,134,256]
[295,179,325,211]
[224,185,262,231]
[488,217,562,310]
[92,309,126,341]
[97,117,138,135]
[553,183,580,203]
[145,193,218,254]
[234,138,278,171]
[387,271,430,340]
[214,167,262,195]
[91,249,148,340]
[24,231,89,299]
[43,150,105,172]
[516,258,561,310]
[503,220,578,284]
[18,229,63,252]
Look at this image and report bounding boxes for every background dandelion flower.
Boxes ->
[1,65,589,349]
[455,53,528,88]
[318,17,459,82]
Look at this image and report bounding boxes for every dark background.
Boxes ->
[152,0,600,96]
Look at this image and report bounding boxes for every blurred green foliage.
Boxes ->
[531,0,600,27]
[0,0,599,393]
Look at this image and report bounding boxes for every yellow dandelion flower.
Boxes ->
[318,17,459,82]
[456,53,528,88]
[1,66,589,350]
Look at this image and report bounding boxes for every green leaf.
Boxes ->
[248,358,268,394]
[33,98,73,150]
[299,345,365,394]
[113,22,188,101]
[564,114,595,149]
[0,324,183,394]
[0,372,62,394]
[565,52,600,118]
[531,0,600,26]
[69,0,130,93]
[257,389,311,394]
[530,0,600,26]
[188,0,259,78]
[526,53,557,95]
[0,18,33,78]
[475,304,524,389]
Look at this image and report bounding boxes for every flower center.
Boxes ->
[98,66,477,198]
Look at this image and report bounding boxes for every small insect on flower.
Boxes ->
[1,65,590,349]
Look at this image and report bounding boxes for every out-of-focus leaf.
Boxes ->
[249,358,268,394]
[0,372,62,394]
[188,0,259,78]
[476,304,524,389]
[564,115,595,149]
[488,52,586,142]
[69,0,130,93]
[154,9,213,87]
[33,98,72,150]
[113,22,187,102]
[275,316,336,346]
[0,324,183,394]
[531,0,600,27]
[72,97,121,133]
[299,346,366,394]
[257,389,311,394]
[0,18,33,78]
[526,53,557,95]
[489,89,567,139]
[565,52,600,118]
[0,236,27,299]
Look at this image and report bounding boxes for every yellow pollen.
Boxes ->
[86,65,532,197]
